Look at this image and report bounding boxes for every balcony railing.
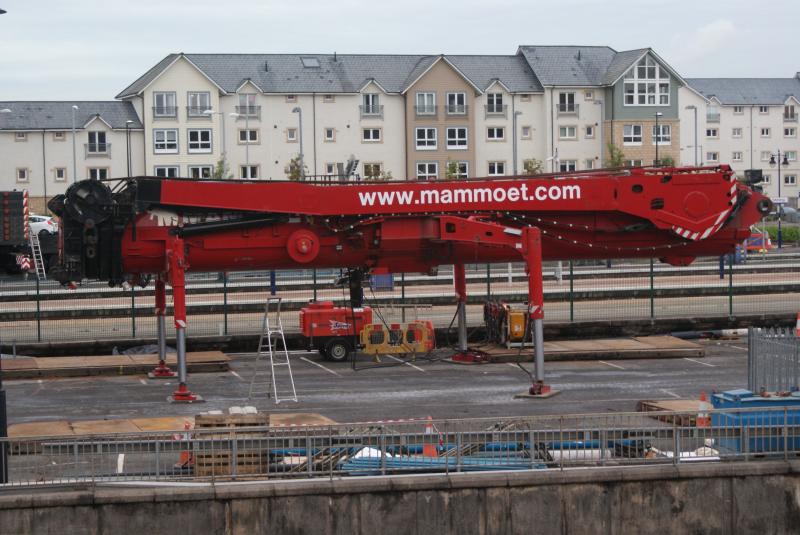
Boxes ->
[446,104,468,116]
[706,113,721,123]
[556,103,579,116]
[186,106,212,119]
[152,106,177,119]
[84,143,110,157]
[484,104,508,119]
[234,105,261,119]
[784,114,798,123]
[415,105,437,118]
[359,104,384,119]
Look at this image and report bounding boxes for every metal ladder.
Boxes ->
[28,229,47,280]
[248,297,297,404]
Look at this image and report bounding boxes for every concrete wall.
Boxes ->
[1,461,799,534]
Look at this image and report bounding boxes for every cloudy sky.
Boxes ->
[1,0,797,100]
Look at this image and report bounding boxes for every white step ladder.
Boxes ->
[28,229,47,281]
[248,297,297,404]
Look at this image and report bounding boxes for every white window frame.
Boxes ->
[760,127,771,138]
[559,160,578,172]
[87,131,108,153]
[324,163,338,177]
[732,151,743,162]
[785,127,797,138]
[622,56,670,106]
[446,92,467,115]
[324,127,335,142]
[415,92,436,115]
[54,167,67,181]
[240,165,259,179]
[760,151,772,162]
[14,132,26,141]
[558,92,576,113]
[187,129,212,153]
[188,165,213,179]
[237,94,258,117]
[239,129,258,144]
[626,159,644,168]
[187,91,211,116]
[585,125,595,139]
[285,95,297,103]
[416,162,438,180]
[53,131,65,141]
[16,168,28,182]
[584,90,594,100]
[732,127,743,138]
[362,128,381,142]
[584,159,595,170]
[488,161,505,176]
[706,151,719,162]
[762,174,771,184]
[446,127,468,149]
[623,124,642,145]
[323,94,335,103]
[786,151,798,162]
[785,174,797,186]
[521,126,532,140]
[487,127,505,141]
[153,92,177,117]
[88,167,109,180]
[451,161,469,179]
[652,124,671,144]
[415,127,437,150]
[153,129,178,153]
[759,105,769,114]
[486,93,504,113]
[706,127,718,139]
[362,93,380,115]
[559,125,577,140]
[153,166,178,178]
[363,162,383,179]
[286,128,297,142]
[733,106,744,115]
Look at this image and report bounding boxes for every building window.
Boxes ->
[323,94,335,103]
[623,124,642,144]
[237,94,259,117]
[559,160,577,172]
[520,94,531,102]
[450,161,469,179]
[521,126,532,139]
[54,167,67,181]
[415,92,436,115]
[558,92,576,113]
[153,92,177,117]
[706,151,719,162]
[154,166,178,178]
[362,94,381,116]
[153,129,178,153]
[89,168,109,180]
[15,132,27,142]
[762,174,771,184]
[760,127,771,138]
[362,128,381,142]
[706,127,718,138]
[363,163,383,179]
[486,93,504,114]
[759,106,769,114]
[87,131,108,153]
[559,126,577,140]
[785,174,797,186]
[16,168,28,182]
[286,95,297,103]
[187,92,211,116]
[784,105,797,120]
[446,92,467,115]
[53,131,65,141]
[240,165,259,179]
[584,90,594,100]
[786,151,798,161]
[623,56,670,106]
[584,159,595,170]
[488,161,505,176]
[732,127,743,138]
[239,129,258,143]
[733,106,744,114]
[760,151,772,162]
[324,163,338,177]
[785,127,797,137]
[585,125,595,139]
[732,151,743,162]
[324,127,335,142]
[188,129,212,153]
[415,127,437,149]
[487,127,505,140]
[286,128,297,142]
[188,165,213,179]
[446,127,468,149]
[652,124,671,144]
[416,162,438,180]
[625,160,644,167]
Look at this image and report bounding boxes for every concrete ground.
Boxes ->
[3,338,748,426]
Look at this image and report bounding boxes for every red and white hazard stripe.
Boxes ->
[671,174,738,242]
[22,190,29,240]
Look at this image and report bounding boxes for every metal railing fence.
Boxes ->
[2,406,799,487]
[748,327,800,392]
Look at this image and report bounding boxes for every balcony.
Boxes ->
[706,113,721,123]
[484,104,508,119]
[234,105,261,119]
[446,104,468,116]
[556,103,579,116]
[152,106,177,119]
[186,106,212,119]
[84,143,110,157]
[415,105,437,118]
[784,114,798,123]
[359,104,384,119]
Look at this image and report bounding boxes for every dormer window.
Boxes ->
[622,56,670,106]
[300,57,320,68]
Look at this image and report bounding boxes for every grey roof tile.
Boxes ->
[116,54,180,98]
[447,55,543,92]
[0,101,142,130]
[601,48,648,85]
[686,78,800,105]
[517,46,618,86]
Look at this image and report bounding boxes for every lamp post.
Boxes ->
[512,110,522,174]
[769,151,789,248]
[594,100,604,167]
[71,105,79,182]
[203,109,227,156]
[292,107,304,180]
[685,105,698,165]
[654,112,663,166]
[125,120,133,176]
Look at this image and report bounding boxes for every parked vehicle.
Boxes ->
[29,214,58,237]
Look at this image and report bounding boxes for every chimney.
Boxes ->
[576,50,581,61]
[265,61,269,72]
[333,51,337,62]
[796,71,800,79]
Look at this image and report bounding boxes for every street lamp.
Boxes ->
[125,120,133,176]
[512,110,522,174]
[594,100,604,167]
[292,107,304,180]
[229,112,249,177]
[685,105,698,166]
[203,109,227,156]
[654,112,663,166]
[71,105,79,182]
[769,151,790,248]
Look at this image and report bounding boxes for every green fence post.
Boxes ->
[35,276,41,342]
[649,258,655,320]
[131,286,136,338]
[486,263,491,298]
[728,254,734,318]
[223,273,228,335]
[569,261,574,322]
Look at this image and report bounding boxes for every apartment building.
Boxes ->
[680,76,800,206]
[0,102,143,212]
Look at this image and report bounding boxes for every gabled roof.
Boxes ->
[116,54,180,98]
[447,55,543,92]
[517,46,618,86]
[0,101,142,131]
[685,77,800,105]
[601,48,649,85]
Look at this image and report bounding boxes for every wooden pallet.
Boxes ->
[637,399,700,427]
[194,449,269,477]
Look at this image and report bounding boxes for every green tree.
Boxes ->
[284,155,307,180]
[522,158,543,175]
[212,155,233,180]
[607,143,625,167]
[445,159,460,180]
[659,155,675,168]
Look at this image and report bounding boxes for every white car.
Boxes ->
[29,214,58,237]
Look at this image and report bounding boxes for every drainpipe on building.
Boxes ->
[549,88,555,172]
[41,130,48,214]
[312,93,317,178]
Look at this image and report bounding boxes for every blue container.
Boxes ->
[710,389,800,453]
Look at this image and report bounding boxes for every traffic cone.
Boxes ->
[174,419,194,469]
[697,392,711,428]
[422,416,438,458]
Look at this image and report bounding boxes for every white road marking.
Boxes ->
[507,363,520,368]
[385,355,425,372]
[660,389,681,399]
[684,357,716,367]
[598,360,626,370]
[230,371,243,381]
[300,357,341,377]
[139,379,147,385]
[729,345,748,351]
